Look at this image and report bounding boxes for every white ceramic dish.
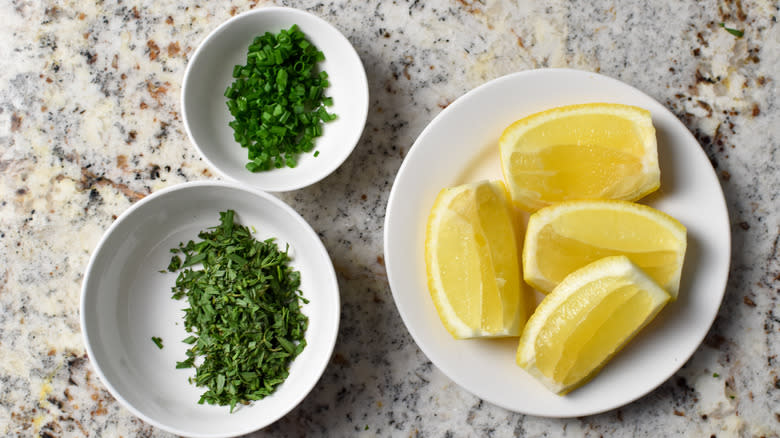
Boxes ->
[81,182,340,437]
[181,7,369,191]
[383,69,731,417]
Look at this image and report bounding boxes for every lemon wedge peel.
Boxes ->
[499,103,660,212]
[425,180,530,339]
[516,255,671,395]
[522,200,687,299]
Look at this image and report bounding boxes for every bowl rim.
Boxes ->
[79,180,340,436]
[180,6,369,192]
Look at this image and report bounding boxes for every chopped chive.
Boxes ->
[719,22,744,38]
[151,336,164,349]
[225,25,336,171]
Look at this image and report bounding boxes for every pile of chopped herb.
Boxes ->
[225,24,337,172]
[165,210,308,412]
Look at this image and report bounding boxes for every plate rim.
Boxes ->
[80,180,341,436]
[383,67,731,418]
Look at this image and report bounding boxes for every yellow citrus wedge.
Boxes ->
[523,200,687,299]
[499,103,660,212]
[425,180,532,338]
[516,255,671,395]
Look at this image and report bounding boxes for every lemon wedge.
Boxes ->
[516,255,671,395]
[425,180,532,338]
[499,103,660,211]
[523,200,687,299]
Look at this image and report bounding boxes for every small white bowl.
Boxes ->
[181,7,369,191]
[80,182,340,437]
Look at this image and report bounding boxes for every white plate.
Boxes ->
[81,182,340,437]
[383,69,730,417]
[181,7,369,191]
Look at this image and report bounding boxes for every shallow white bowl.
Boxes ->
[181,7,368,191]
[80,182,340,437]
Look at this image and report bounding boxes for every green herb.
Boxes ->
[713,372,720,378]
[165,210,308,412]
[167,254,182,272]
[719,23,744,38]
[151,336,164,349]
[224,24,337,172]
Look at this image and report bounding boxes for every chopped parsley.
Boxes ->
[165,209,308,412]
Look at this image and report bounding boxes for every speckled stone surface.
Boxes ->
[1,0,778,436]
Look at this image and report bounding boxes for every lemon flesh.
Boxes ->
[425,180,532,338]
[523,200,686,299]
[517,256,671,395]
[499,103,660,212]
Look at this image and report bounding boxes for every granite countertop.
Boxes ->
[1,0,778,436]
